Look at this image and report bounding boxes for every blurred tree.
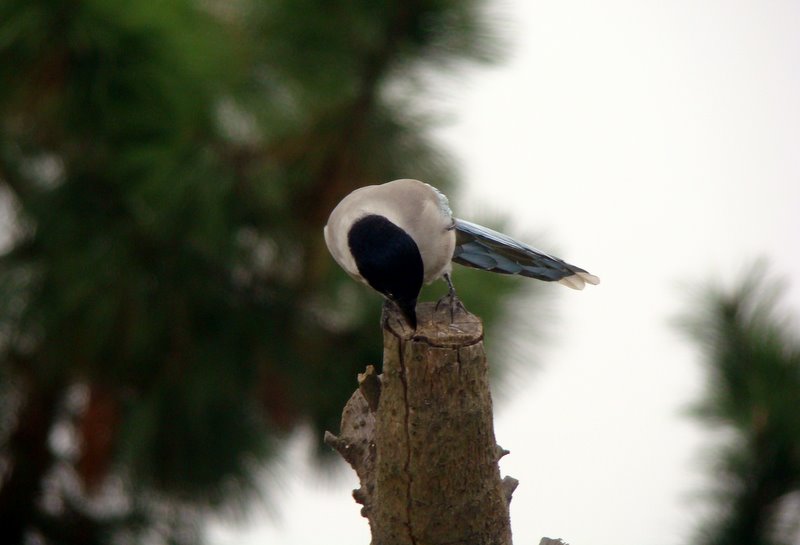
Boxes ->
[0,1,528,543]
[682,266,800,545]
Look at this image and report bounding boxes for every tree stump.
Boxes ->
[325,302,517,545]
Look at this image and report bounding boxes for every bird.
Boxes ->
[323,178,599,329]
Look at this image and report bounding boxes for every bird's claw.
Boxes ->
[435,291,466,323]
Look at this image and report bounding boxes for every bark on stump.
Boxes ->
[325,302,517,545]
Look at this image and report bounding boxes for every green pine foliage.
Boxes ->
[682,266,800,545]
[0,1,528,543]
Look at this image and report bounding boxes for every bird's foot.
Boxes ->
[435,291,467,324]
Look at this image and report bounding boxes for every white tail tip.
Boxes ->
[558,271,600,290]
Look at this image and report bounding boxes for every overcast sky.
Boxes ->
[211,1,800,543]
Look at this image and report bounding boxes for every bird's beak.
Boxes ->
[393,297,418,330]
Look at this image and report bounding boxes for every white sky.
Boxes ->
[210,1,800,544]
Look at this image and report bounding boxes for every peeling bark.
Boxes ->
[326,302,515,545]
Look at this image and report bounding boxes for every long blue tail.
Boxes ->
[452,219,599,289]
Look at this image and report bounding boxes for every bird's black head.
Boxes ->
[347,214,423,328]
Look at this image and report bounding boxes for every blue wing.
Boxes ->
[452,219,599,289]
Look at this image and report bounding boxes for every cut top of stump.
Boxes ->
[385,301,483,347]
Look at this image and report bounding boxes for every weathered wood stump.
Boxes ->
[325,302,517,545]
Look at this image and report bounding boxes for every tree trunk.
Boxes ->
[0,382,59,544]
[326,302,517,545]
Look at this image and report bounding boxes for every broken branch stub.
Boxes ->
[326,302,515,545]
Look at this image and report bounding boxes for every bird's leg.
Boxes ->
[435,272,466,322]
[444,272,456,298]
